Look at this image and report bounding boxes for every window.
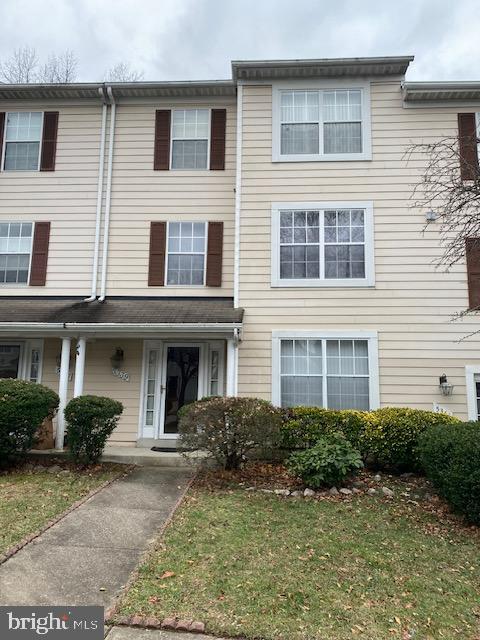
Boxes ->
[272,202,374,287]
[0,340,43,381]
[465,365,480,420]
[273,83,371,161]
[166,222,206,285]
[3,112,43,171]
[0,344,21,378]
[273,332,379,411]
[0,222,33,284]
[171,109,209,169]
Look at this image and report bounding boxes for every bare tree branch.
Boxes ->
[0,47,38,83]
[37,50,78,83]
[104,62,144,82]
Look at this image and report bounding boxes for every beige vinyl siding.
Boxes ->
[237,79,480,418]
[105,100,236,296]
[42,338,143,445]
[0,101,103,294]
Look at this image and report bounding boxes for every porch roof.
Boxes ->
[0,297,243,334]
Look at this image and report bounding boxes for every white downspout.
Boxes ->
[98,85,116,302]
[84,89,108,302]
[233,83,243,309]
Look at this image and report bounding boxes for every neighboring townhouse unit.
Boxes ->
[1,55,480,449]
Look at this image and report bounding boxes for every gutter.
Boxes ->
[0,322,243,334]
[233,84,243,308]
[84,87,109,302]
[98,86,117,302]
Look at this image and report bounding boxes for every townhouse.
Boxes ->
[1,55,480,449]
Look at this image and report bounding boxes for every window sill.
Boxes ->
[272,153,372,163]
[271,278,375,288]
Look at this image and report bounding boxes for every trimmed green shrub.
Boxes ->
[65,395,123,464]
[287,432,363,488]
[364,408,461,471]
[419,421,480,524]
[281,406,366,451]
[178,396,283,470]
[0,379,59,467]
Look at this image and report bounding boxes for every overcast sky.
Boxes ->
[0,0,478,82]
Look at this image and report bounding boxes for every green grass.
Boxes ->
[0,465,121,555]
[117,482,480,640]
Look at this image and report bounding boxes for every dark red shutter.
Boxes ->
[206,222,223,286]
[458,113,479,181]
[466,238,480,309]
[148,222,166,285]
[29,222,51,286]
[209,109,226,170]
[0,113,5,169]
[154,110,171,170]
[40,112,59,171]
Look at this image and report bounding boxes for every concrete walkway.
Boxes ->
[106,627,224,640]
[0,467,193,607]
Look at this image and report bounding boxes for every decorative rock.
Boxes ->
[58,469,71,476]
[352,487,362,494]
[260,488,273,493]
[175,620,192,632]
[47,465,62,474]
[329,487,339,496]
[400,472,414,479]
[339,488,352,495]
[34,465,46,472]
[291,490,303,497]
[245,486,256,491]
[367,488,377,495]
[352,480,365,488]
[161,618,176,630]
[144,617,160,629]
[274,489,290,496]
[304,488,316,497]
[382,486,394,497]
[130,616,144,627]
[374,474,382,482]
[189,621,206,633]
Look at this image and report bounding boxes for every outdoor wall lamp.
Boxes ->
[439,373,454,396]
[110,348,125,369]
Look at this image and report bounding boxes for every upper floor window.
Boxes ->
[166,221,206,285]
[271,201,374,287]
[3,112,43,171]
[171,109,210,169]
[272,83,371,162]
[0,222,33,284]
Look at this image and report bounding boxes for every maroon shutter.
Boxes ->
[29,222,51,286]
[153,110,171,170]
[466,238,480,309]
[148,222,166,285]
[209,109,226,170]
[206,222,223,286]
[40,112,59,171]
[458,113,479,181]
[0,113,5,169]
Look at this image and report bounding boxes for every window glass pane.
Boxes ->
[167,222,206,285]
[281,91,319,122]
[0,344,21,378]
[281,123,319,155]
[281,376,323,408]
[324,209,365,279]
[4,142,40,171]
[324,122,362,154]
[323,90,362,122]
[280,339,324,408]
[171,140,208,169]
[279,210,320,280]
[327,376,369,410]
[0,222,33,284]
[172,109,209,139]
[6,112,42,142]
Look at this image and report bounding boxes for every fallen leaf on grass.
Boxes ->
[159,571,175,579]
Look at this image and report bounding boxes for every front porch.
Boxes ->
[0,297,243,449]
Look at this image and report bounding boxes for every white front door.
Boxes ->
[141,341,209,440]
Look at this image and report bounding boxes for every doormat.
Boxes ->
[150,447,179,453]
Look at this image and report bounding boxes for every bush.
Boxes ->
[0,379,59,467]
[178,396,283,470]
[419,421,480,524]
[281,406,366,451]
[287,432,363,488]
[364,408,461,471]
[65,395,123,464]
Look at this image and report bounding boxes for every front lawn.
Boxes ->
[116,473,480,640]
[0,463,123,555]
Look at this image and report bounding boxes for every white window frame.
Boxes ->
[465,364,480,420]
[272,330,379,410]
[165,221,208,287]
[0,221,34,286]
[0,339,44,382]
[1,111,44,172]
[271,201,374,288]
[272,79,371,162]
[169,108,211,171]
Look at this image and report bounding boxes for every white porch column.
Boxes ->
[73,337,87,397]
[226,338,237,396]
[56,337,71,450]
